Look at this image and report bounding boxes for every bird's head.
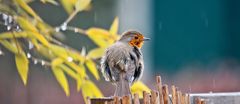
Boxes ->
[119,30,150,48]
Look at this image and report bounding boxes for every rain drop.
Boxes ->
[0,50,3,55]
[74,28,78,33]
[2,13,8,20]
[60,23,67,31]
[34,59,38,64]
[28,41,34,50]
[55,27,60,32]
[41,61,45,66]
[67,57,73,62]
[7,25,11,31]
[27,53,31,58]
[81,47,86,56]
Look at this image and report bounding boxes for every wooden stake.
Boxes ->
[114,96,120,104]
[122,95,131,104]
[86,97,91,104]
[195,97,201,104]
[156,76,164,104]
[143,91,150,104]
[201,100,206,104]
[177,91,181,104]
[133,93,140,104]
[182,93,186,104]
[186,94,190,104]
[171,85,177,104]
[151,90,158,104]
[162,84,169,104]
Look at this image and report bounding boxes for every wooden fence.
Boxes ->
[88,75,206,104]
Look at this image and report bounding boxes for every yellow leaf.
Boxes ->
[65,62,86,78]
[131,81,150,98]
[40,0,58,5]
[87,48,105,59]
[0,40,18,54]
[16,17,38,32]
[86,28,114,47]
[60,0,75,14]
[15,0,42,21]
[0,32,28,39]
[49,44,68,59]
[58,63,83,91]
[15,52,29,85]
[85,59,99,80]
[75,0,91,12]
[27,31,49,47]
[51,58,64,67]
[109,17,119,35]
[82,80,103,103]
[52,66,70,96]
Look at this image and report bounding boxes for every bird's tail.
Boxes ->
[114,74,131,96]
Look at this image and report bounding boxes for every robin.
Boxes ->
[101,30,150,96]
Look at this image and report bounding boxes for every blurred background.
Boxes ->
[1,0,240,104]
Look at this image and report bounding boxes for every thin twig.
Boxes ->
[64,10,79,25]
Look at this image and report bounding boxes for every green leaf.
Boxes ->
[87,48,105,59]
[51,66,70,96]
[82,80,103,103]
[85,59,99,80]
[15,52,29,85]
[75,0,91,12]
[109,17,119,35]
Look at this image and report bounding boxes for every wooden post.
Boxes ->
[195,97,201,104]
[151,90,158,104]
[134,93,140,104]
[186,94,190,104]
[162,84,169,104]
[122,95,131,104]
[177,91,181,104]
[143,91,150,104]
[114,96,120,104]
[201,100,206,104]
[182,93,186,104]
[171,85,177,104]
[156,76,164,104]
[86,97,91,104]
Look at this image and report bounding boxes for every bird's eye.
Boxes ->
[135,37,138,39]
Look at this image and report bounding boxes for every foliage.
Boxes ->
[0,0,149,101]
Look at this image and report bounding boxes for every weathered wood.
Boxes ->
[172,85,177,104]
[143,91,150,104]
[122,95,131,104]
[156,76,164,104]
[177,91,181,104]
[182,93,186,104]
[114,96,120,104]
[133,93,140,104]
[201,100,206,104]
[162,84,169,104]
[195,97,201,104]
[151,90,158,104]
[187,94,190,104]
[86,97,91,104]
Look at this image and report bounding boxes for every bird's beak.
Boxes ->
[143,37,150,41]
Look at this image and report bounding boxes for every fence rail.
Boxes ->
[88,75,206,104]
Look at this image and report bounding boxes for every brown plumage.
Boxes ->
[101,30,149,96]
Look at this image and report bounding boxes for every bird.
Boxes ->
[101,30,150,96]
